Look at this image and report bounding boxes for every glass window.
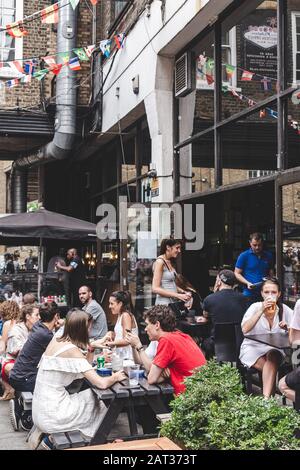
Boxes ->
[282,182,300,304]
[115,1,128,18]
[287,93,300,169]
[0,0,23,78]
[292,11,300,83]
[221,0,278,120]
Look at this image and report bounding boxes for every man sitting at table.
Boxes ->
[145,305,206,395]
[196,269,248,359]
[79,285,108,340]
[279,299,300,403]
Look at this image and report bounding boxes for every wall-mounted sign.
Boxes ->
[240,10,277,79]
[151,177,159,198]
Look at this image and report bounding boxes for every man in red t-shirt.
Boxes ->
[146,305,206,395]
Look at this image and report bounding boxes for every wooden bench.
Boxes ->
[68,437,181,450]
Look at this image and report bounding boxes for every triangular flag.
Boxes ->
[206,73,214,85]
[43,56,57,68]
[260,109,266,118]
[100,40,111,58]
[70,0,80,9]
[114,33,125,49]
[225,64,235,80]
[90,0,98,5]
[241,70,254,81]
[261,76,272,91]
[60,52,70,64]
[21,74,32,84]
[7,79,19,88]
[68,57,81,71]
[248,99,255,107]
[33,69,49,80]
[41,4,59,24]
[74,48,89,61]
[84,45,96,57]
[7,21,28,38]
[0,62,4,69]
[51,63,63,75]
[8,61,24,75]
[24,61,35,75]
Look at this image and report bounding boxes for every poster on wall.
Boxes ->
[240,9,277,79]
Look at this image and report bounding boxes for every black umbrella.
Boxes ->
[0,208,97,299]
[0,208,96,240]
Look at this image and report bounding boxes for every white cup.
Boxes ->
[128,364,140,386]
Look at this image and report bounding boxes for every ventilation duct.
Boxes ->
[175,51,195,98]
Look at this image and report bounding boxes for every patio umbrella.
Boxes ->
[0,208,97,299]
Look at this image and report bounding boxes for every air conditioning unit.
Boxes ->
[175,51,195,98]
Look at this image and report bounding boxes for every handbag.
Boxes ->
[168,300,189,320]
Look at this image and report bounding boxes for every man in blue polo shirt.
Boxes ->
[234,232,274,304]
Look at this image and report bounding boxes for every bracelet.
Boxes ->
[136,345,144,352]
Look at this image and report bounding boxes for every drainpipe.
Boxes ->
[10,167,27,213]
[13,0,78,169]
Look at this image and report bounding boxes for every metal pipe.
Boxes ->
[13,0,78,169]
[11,168,28,213]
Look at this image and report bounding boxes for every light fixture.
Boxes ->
[132,75,139,94]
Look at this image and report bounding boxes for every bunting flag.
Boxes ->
[74,48,89,61]
[225,64,235,80]
[8,61,24,75]
[21,74,32,84]
[261,76,272,91]
[41,4,59,24]
[292,89,300,105]
[206,73,214,85]
[90,0,98,5]
[100,40,111,58]
[24,61,35,75]
[7,79,19,88]
[43,56,57,68]
[267,108,278,119]
[84,44,96,57]
[7,20,28,38]
[51,63,63,75]
[69,57,81,71]
[33,69,49,80]
[60,52,70,64]
[114,33,125,49]
[241,70,254,81]
[70,0,80,9]
[259,109,266,118]
[248,98,255,107]
[0,62,4,69]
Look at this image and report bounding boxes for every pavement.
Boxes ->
[0,399,141,450]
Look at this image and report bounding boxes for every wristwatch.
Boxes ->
[136,345,144,352]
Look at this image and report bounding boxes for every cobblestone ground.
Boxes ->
[0,400,141,450]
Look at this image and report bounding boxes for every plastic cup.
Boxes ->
[266,295,277,315]
[128,364,140,386]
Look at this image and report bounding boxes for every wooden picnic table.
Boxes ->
[90,376,174,445]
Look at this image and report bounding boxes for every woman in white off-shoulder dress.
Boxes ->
[32,309,125,438]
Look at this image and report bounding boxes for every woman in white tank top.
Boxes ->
[103,291,138,360]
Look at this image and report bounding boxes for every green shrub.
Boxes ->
[208,395,300,450]
[160,361,300,450]
[160,360,244,449]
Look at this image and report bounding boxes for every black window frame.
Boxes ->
[174,0,294,199]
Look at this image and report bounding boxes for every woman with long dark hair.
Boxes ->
[240,278,293,398]
[152,238,190,305]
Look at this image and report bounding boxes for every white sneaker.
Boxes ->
[9,399,20,431]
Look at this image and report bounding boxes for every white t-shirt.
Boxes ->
[145,341,158,360]
[239,302,293,368]
[291,300,300,331]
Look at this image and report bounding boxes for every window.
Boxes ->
[0,0,23,78]
[115,1,128,18]
[248,170,276,179]
[196,27,237,90]
[292,12,300,83]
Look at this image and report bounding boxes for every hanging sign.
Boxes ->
[151,177,159,198]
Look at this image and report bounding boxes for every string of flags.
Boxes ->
[0,34,126,90]
[197,53,300,135]
[1,1,100,36]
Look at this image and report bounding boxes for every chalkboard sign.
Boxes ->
[240,9,277,79]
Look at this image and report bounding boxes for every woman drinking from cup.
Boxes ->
[239,278,293,398]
